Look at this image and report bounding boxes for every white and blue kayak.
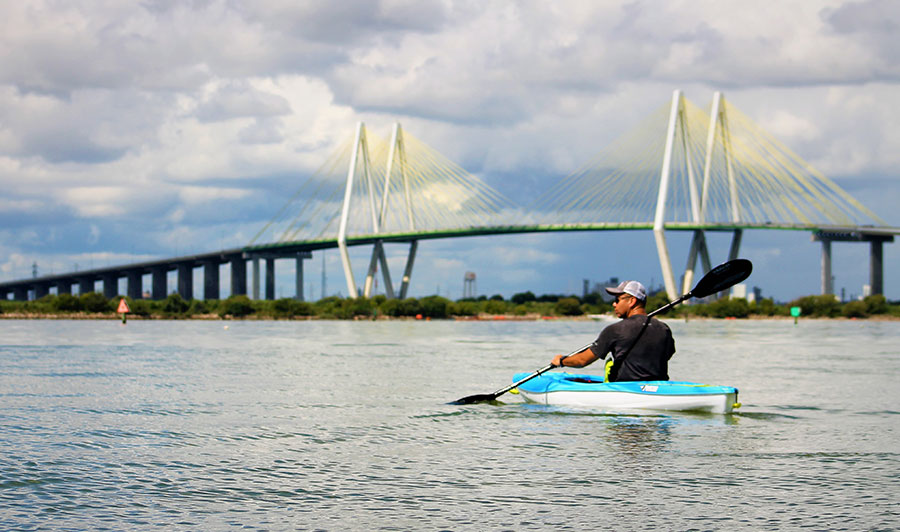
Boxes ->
[513,372,740,414]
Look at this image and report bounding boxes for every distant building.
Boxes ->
[592,277,619,303]
[752,286,763,302]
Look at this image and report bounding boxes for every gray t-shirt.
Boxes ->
[589,314,675,381]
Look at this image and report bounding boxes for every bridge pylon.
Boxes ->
[338,122,419,299]
[681,91,744,299]
[337,122,370,298]
[655,90,745,302]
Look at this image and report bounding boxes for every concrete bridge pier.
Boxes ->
[821,239,833,295]
[14,287,28,301]
[243,252,312,300]
[265,258,275,300]
[177,263,193,300]
[79,276,95,295]
[296,253,309,301]
[870,239,884,296]
[127,271,142,300]
[231,257,246,297]
[152,267,167,299]
[252,258,260,300]
[813,231,893,296]
[103,273,118,299]
[58,280,72,295]
[34,283,50,299]
[204,261,219,300]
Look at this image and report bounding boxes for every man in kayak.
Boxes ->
[550,280,675,381]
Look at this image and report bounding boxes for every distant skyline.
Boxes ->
[1,1,898,301]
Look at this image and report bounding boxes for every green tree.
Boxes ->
[347,297,374,318]
[313,296,343,318]
[841,300,868,318]
[379,298,401,317]
[188,299,210,316]
[130,299,153,317]
[448,301,479,316]
[554,297,583,316]
[863,294,888,315]
[396,298,422,316]
[272,298,297,317]
[293,300,314,316]
[420,296,451,318]
[753,298,778,317]
[707,297,750,318]
[51,294,79,312]
[512,304,529,316]
[81,292,112,313]
[792,295,840,317]
[162,294,189,315]
[220,295,254,318]
[511,291,536,304]
[484,299,508,315]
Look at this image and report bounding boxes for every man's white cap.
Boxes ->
[605,280,647,301]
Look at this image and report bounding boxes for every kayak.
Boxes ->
[512,372,740,414]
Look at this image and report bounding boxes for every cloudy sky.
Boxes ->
[2,0,899,301]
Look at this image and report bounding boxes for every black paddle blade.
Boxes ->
[691,258,753,299]
[448,393,498,405]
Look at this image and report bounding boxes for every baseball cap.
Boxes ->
[605,280,647,301]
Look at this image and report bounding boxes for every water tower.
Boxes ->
[463,272,476,299]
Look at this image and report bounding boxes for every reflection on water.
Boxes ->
[0,319,897,530]
[602,415,673,456]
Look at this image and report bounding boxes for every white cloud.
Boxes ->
[60,187,133,217]
[195,80,292,123]
[178,186,251,204]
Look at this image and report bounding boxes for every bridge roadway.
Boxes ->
[0,222,896,302]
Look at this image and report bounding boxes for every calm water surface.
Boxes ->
[1,318,898,530]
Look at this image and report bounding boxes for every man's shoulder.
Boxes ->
[651,315,671,328]
[604,315,643,333]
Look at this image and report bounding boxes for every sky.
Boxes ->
[1,0,899,302]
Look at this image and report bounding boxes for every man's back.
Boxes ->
[590,315,675,381]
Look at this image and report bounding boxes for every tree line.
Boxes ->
[1,291,897,320]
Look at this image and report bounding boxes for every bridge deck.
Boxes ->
[2,222,896,297]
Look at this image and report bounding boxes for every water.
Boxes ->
[1,318,898,530]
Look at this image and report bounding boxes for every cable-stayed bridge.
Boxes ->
[2,90,897,302]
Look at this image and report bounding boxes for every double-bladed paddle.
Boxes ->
[449,258,753,405]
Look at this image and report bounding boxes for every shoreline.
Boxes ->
[2,312,898,322]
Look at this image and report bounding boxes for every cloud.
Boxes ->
[178,185,251,204]
[237,0,451,44]
[824,0,900,68]
[195,81,292,123]
[59,187,135,217]
[0,86,154,164]
[238,118,286,145]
